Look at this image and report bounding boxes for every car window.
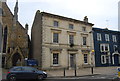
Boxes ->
[23,67,37,71]
[12,67,22,71]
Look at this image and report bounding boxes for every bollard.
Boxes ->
[75,65,77,76]
[64,68,65,77]
[91,67,93,74]
[75,68,77,76]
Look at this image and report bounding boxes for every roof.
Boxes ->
[93,27,120,34]
[2,2,26,31]
[40,11,94,26]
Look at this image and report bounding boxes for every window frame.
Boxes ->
[69,35,74,44]
[83,37,87,45]
[53,21,59,27]
[113,45,118,52]
[53,53,59,65]
[84,54,88,64]
[97,33,102,41]
[69,24,74,29]
[100,44,109,52]
[82,27,86,32]
[53,33,59,43]
[101,55,106,64]
[112,35,117,42]
[105,34,109,41]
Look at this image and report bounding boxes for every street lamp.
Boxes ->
[91,50,94,74]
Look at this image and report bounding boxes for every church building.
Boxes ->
[1,1,29,68]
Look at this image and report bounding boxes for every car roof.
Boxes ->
[10,66,35,70]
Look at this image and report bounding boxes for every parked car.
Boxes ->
[7,66,47,81]
[25,59,38,66]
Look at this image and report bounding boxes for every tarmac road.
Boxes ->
[1,78,120,81]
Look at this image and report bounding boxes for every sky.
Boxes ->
[6,0,120,36]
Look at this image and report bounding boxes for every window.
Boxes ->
[82,27,86,32]
[53,53,59,65]
[3,27,7,53]
[112,35,117,42]
[54,21,59,27]
[105,34,109,41]
[84,54,88,64]
[23,67,37,71]
[101,55,106,64]
[69,24,73,29]
[97,33,102,41]
[101,45,104,52]
[53,33,59,43]
[114,45,118,52]
[69,35,74,44]
[0,8,3,16]
[100,44,109,52]
[83,37,87,45]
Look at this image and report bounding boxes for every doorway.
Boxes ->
[70,54,76,68]
[114,54,119,66]
[12,52,21,66]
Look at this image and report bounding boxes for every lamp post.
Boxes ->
[91,50,94,74]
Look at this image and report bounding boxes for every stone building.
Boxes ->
[31,10,94,70]
[1,1,29,68]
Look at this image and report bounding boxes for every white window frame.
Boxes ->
[84,54,88,64]
[112,35,117,42]
[52,53,59,66]
[105,34,109,41]
[69,35,74,44]
[114,45,118,52]
[53,33,59,43]
[82,37,87,45]
[101,55,106,64]
[97,33,102,41]
[100,44,109,52]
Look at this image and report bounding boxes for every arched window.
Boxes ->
[3,26,7,53]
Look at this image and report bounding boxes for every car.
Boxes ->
[6,66,47,81]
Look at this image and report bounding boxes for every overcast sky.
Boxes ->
[7,0,120,35]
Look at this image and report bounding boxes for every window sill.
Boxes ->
[82,63,91,68]
[51,64,60,67]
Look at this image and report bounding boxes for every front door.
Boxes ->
[114,54,119,66]
[70,54,75,68]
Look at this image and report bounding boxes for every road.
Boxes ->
[1,78,120,81]
[2,75,120,81]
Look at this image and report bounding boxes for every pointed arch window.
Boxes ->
[3,26,8,53]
